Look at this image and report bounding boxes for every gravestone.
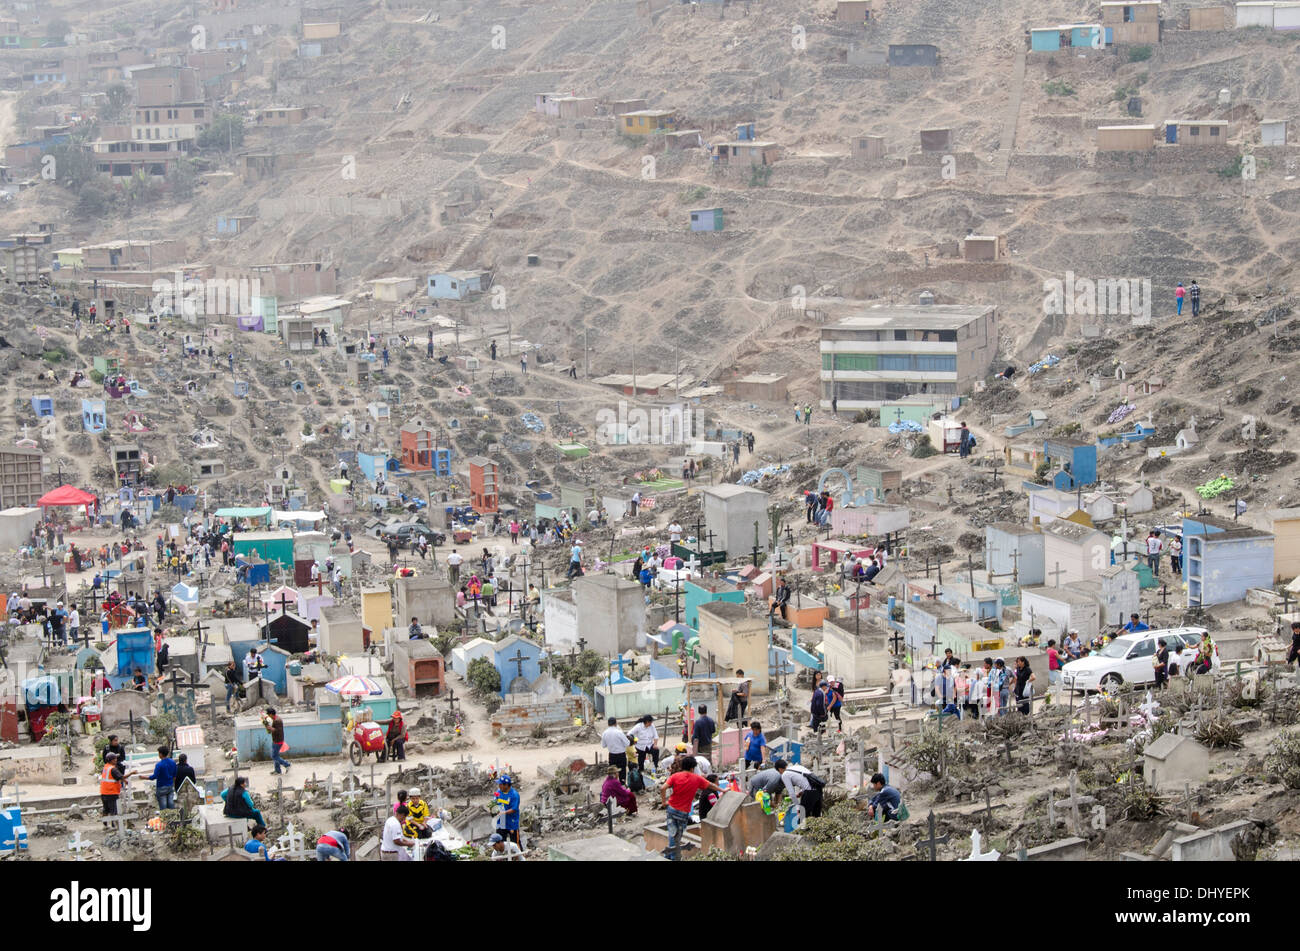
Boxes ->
[698,791,777,855]
[100,690,152,729]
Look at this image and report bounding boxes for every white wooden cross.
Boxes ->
[0,779,22,812]
[101,810,135,837]
[431,787,448,812]
[67,830,91,861]
[275,822,311,860]
[960,828,1001,862]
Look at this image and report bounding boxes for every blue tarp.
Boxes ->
[110,627,155,689]
[520,413,545,433]
[1028,354,1061,375]
[888,420,925,434]
[22,675,59,708]
[738,464,789,486]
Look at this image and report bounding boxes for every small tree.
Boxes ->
[466,656,501,698]
[168,159,197,201]
[198,114,245,151]
[104,83,132,119]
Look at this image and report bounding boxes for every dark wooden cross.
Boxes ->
[1049,562,1065,586]
[888,629,905,657]
[508,649,529,680]
[1160,584,1169,608]
[915,810,950,861]
[1002,737,1015,764]
[979,788,1004,833]
[444,688,460,718]
[274,591,294,616]
[925,633,941,656]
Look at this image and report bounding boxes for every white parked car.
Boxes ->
[1061,627,1217,692]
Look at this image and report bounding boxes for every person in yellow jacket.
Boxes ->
[404,788,432,839]
[99,752,138,816]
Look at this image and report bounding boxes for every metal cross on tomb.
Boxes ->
[888,629,905,657]
[915,810,950,862]
[1048,562,1065,586]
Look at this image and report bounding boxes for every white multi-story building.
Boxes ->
[819,304,998,408]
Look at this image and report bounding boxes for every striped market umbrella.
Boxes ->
[324,675,384,697]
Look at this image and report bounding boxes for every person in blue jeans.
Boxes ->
[743,721,768,772]
[992,659,1011,716]
[660,759,721,860]
[143,746,178,811]
[316,829,350,861]
[265,707,290,774]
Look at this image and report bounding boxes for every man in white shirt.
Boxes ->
[68,606,80,646]
[588,508,601,526]
[628,713,660,774]
[381,805,415,861]
[1145,530,1163,577]
[630,491,641,517]
[447,549,463,585]
[668,521,682,544]
[600,716,631,783]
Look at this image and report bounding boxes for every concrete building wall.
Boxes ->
[701,485,770,558]
[696,603,770,694]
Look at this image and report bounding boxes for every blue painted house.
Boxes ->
[1030,23,1105,50]
[1043,436,1097,491]
[427,270,486,300]
[493,634,543,696]
[689,207,724,232]
[236,691,344,762]
[81,398,106,433]
[684,579,745,630]
[1098,423,1154,448]
[1180,516,1275,607]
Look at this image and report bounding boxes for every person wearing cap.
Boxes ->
[629,714,660,775]
[405,788,431,839]
[488,832,524,860]
[600,766,637,817]
[494,775,521,847]
[386,710,407,761]
[600,716,631,783]
[99,752,137,816]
